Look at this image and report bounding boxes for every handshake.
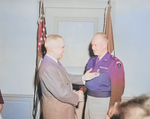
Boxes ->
[76,90,84,102]
[75,68,100,102]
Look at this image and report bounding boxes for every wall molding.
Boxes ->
[54,17,98,35]
[45,0,108,9]
[2,94,34,119]
[2,94,34,98]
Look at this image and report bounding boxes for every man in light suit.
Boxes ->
[38,34,99,119]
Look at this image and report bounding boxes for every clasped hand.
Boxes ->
[76,90,84,102]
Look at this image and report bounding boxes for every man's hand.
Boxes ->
[83,68,100,81]
[0,104,3,113]
[76,90,84,102]
[105,114,110,119]
[107,102,120,118]
[79,86,87,93]
[107,106,114,118]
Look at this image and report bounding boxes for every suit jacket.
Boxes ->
[39,55,83,119]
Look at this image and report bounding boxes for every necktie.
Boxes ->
[95,57,100,65]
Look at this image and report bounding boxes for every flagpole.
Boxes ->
[104,0,115,55]
[33,0,46,118]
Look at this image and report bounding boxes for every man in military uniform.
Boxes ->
[85,33,125,119]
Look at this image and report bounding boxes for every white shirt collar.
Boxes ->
[46,54,58,63]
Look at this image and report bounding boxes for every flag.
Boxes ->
[37,0,46,66]
[33,0,46,119]
[104,4,114,54]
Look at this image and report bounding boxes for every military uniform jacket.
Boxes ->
[39,55,83,119]
[85,52,125,107]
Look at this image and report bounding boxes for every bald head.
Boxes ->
[94,33,108,40]
[91,33,108,58]
[45,35,63,50]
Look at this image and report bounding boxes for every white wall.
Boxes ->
[112,0,150,97]
[0,0,38,95]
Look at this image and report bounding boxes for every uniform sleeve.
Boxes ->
[109,60,125,107]
[0,91,4,104]
[40,66,79,106]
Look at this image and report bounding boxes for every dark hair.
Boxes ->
[110,94,150,119]
[110,115,120,119]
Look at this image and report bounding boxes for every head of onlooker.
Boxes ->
[110,94,150,119]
